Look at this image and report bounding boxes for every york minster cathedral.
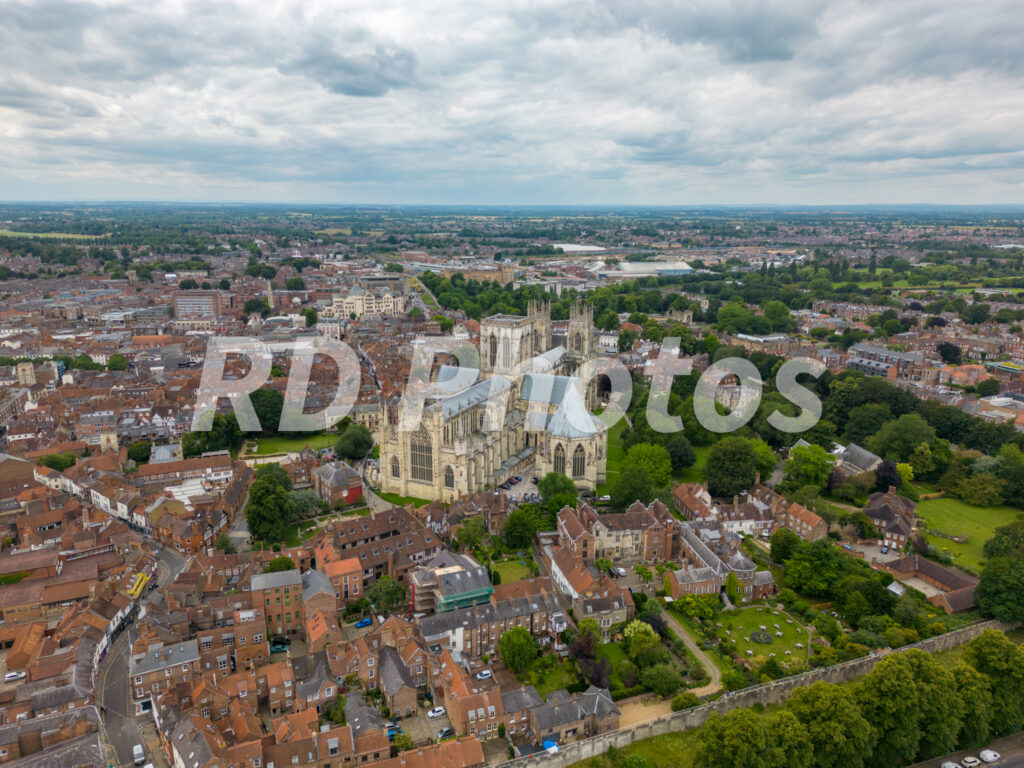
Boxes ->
[377,302,607,502]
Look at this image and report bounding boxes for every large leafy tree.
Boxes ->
[366,575,407,612]
[769,527,802,563]
[255,463,292,490]
[964,629,1024,735]
[869,413,937,462]
[704,437,760,497]
[244,475,294,543]
[951,662,993,749]
[127,441,152,464]
[665,434,696,471]
[537,472,577,507]
[624,443,673,487]
[335,424,374,461]
[783,444,835,492]
[499,626,538,673]
[502,509,538,548]
[785,682,875,768]
[264,555,296,573]
[857,654,922,768]
[695,709,769,768]
[249,389,284,433]
[765,709,812,768]
[612,466,654,510]
[976,557,1024,623]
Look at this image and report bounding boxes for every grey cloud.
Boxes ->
[277,35,419,97]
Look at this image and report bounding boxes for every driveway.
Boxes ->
[661,610,722,696]
[401,706,451,745]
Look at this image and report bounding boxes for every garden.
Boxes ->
[713,605,812,665]
[916,496,1021,570]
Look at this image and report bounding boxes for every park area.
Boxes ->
[916,496,1021,570]
[715,605,811,665]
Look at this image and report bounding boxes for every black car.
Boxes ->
[437,726,455,741]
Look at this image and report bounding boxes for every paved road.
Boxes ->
[907,732,1024,768]
[661,609,722,696]
[98,544,187,766]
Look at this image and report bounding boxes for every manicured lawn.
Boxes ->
[677,444,711,484]
[916,497,1022,570]
[596,418,629,496]
[249,433,336,456]
[715,605,811,666]
[375,491,432,508]
[491,558,531,583]
[519,657,582,698]
[596,642,627,667]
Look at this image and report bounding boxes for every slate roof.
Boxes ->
[251,569,302,592]
[379,645,417,697]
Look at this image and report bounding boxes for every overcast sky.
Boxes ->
[2,0,1023,205]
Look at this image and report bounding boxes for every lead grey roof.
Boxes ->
[133,639,200,676]
[251,569,302,591]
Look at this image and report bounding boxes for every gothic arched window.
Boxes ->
[553,443,566,476]
[574,332,582,352]
[410,427,433,483]
[444,465,455,488]
[489,335,498,367]
[572,445,586,478]
[391,456,400,478]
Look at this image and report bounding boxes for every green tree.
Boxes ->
[367,575,407,612]
[951,662,993,749]
[537,472,578,508]
[769,527,802,563]
[843,403,892,444]
[665,434,696,471]
[245,476,294,543]
[976,378,1001,397]
[264,555,296,573]
[595,558,613,574]
[786,682,874,768]
[107,353,128,371]
[784,540,850,596]
[869,413,936,462]
[964,629,1024,735]
[243,297,271,317]
[285,276,305,290]
[671,692,700,711]
[499,626,538,673]
[783,444,835,492]
[612,466,654,510]
[766,709,812,768]
[335,424,374,461]
[695,709,769,768]
[288,489,320,518]
[214,532,236,554]
[976,557,1024,623]
[639,663,683,697]
[704,437,760,497]
[127,441,152,464]
[218,278,231,290]
[857,654,921,768]
[38,453,76,472]
[502,509,538,548]
[249,389,284,434]
[455,516,487,552]
[392,733,415,753]
[625,443,673,486]
[255,463,293,490]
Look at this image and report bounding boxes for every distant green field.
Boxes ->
[0,229,106,239]
[917,497,1022,570]
[249,433,336,455]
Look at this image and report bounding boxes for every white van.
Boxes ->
[132,744,146,765]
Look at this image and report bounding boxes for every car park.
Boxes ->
[475,669,492,680]
[355,617,373,628]
[427,706,447,719]
[437,726,455,741]
[979,751,1000,764]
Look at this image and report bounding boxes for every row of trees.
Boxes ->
[696,630,1024,768]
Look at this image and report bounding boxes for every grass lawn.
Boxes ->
[716,605,811,666]
[491,558,531,583]
[249,433,336,456]
[575,731,701,768]
[676,444,711,484]
[519,657,582,698]
[916,497,1022,570]
[596,419,629,496]
[375,491,432,508]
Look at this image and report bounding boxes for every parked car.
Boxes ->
[3,671,25,682]
[607,569,617,579]
[355,617,373,628]
[427,706,447,719]
[513,476,522,483]
[475,669,492,680]
[388,728,403,742]
[615,567,626,577]
[979,751,1000,764]
[598,495,611,502]
[880,545,889,554]
[437,726,455,741]
[133,744,146,766]
[270,643,289,654]
[271,636,290,646]
[531,477,539,484]
[961,757,982,768]
[941,763,961,768]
